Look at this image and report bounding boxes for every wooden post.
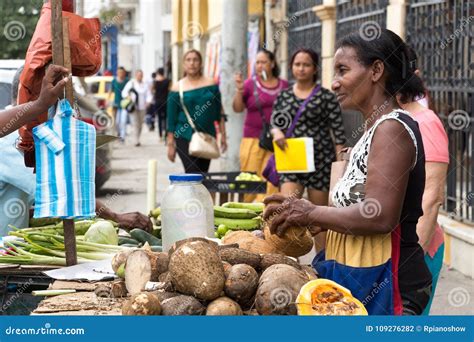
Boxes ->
[51,0,77,266]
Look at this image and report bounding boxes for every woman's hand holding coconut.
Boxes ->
[263,194,324,238]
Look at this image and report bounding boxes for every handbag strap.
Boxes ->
[286,84,321,138]
[252,78,267,124]
[178,80,198,132]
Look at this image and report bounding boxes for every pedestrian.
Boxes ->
[264,29,432,315]
[166,49,227,173]
[122,70,149,147]
[233,49,288,202]
[109,66,129,138]
[154,68,171,141]
[270,48,345,207]
[399,46,449,315]
[145,72,157,131]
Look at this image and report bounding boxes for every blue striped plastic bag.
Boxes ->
[33,99,96,218]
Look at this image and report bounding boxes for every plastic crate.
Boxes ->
[202,172,267,194]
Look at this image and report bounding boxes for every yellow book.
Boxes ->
[273,137,315,173]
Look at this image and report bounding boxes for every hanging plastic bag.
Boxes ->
[33,99,96,218]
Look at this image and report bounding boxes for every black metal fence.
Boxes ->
[287,0,323,79]
[406,0,474,223]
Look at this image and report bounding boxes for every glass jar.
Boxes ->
[161,174,214,252]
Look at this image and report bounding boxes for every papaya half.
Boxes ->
[296,279,368,316]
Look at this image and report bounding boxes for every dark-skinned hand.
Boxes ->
[263,194,322,237]
[115,212,153,233]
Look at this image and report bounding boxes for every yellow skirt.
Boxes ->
[239,138,278,202]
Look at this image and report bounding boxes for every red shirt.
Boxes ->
[411,108,449,257]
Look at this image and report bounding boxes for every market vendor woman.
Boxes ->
[264,29,432,315]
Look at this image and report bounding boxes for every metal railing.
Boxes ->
[406,0,474,223]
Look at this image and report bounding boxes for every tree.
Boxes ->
[0,0,43,59]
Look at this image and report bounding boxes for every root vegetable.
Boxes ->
[260,253,302,271]
[255,264,310,315]
[111,249,134,273]
[206,297,243,315]
[169,241,225,301]
[95,280,127,298]
[222,231,278,254]
[152,291,179,303]
[222,261,232,278]
[161,295,205,315]
[122,292,161,315]
[168,237,218,256]
[218,248,261,270]
[224,264,258,306]
[124,250,169,295]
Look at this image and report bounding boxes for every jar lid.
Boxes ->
[169,174,204,182]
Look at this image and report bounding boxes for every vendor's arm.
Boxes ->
[96,199,153,233]
[0,65,69,138]
[265,120,415,236]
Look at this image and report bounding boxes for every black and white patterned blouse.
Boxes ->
[271,85,346,191]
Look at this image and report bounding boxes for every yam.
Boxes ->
[224,264,258,306]
[94,280,127,298]
[222,231,278,254]
[206,297,243,315]
[111,249,134,273]
[151,291,179,304]
[222,261,232,278]
[161,295,205,315]
[255,264,310,315]
[264,225,313,257]
[168,241,225,301]
[168,237,218,256]
[124,250,169,295]
[260,253,302,271]
[122,292,161,315]
[218,248,261,270]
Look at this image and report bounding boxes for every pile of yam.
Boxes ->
[114,237,317,316]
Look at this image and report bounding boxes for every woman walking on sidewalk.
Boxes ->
[233,49,288,202]
[122,70,149,146]
[270,48,346,208]
[166,49,227,173]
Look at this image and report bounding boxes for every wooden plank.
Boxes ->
[62,17,74,105]
[51,0,77,266]
[33,292,126,314]
[49,280,110,292]
[51,0,64,66]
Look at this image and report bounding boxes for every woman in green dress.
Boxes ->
[166,49,227,173]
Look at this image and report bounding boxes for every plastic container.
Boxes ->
[161,174,214,252]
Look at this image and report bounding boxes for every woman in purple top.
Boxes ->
[233,49,288,201]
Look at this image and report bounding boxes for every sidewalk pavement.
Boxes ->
[97,126,473,315]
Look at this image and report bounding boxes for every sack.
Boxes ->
[262,155,279,187]
[121,98,135,113]
[179,80,220,159]
[189,132,220,159]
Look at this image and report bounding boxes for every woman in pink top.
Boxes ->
[233,49,288,201]
[400,47,449,315]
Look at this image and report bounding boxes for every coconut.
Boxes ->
[222,231,278,254]
[264,225,313,257]
[255,264,310,315]
[206,297,243,315]
[161,295,205,315]
[224,264,259,306]
[168,241,225,301]
[122,292,161,315]
[218,247,261,270]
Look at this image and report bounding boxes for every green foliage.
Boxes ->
[0,0,43,59]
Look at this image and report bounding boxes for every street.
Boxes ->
[98,125,473,316]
